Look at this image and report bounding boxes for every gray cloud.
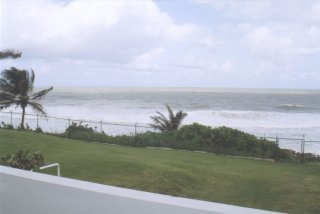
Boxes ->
[1,0,319,88]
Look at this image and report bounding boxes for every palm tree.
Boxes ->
[150,105,187,132]
[0,49,22,60]
[0,67,53,129]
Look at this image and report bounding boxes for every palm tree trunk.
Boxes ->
[21,106,25,129]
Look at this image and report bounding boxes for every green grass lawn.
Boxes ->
[1,129,319,213]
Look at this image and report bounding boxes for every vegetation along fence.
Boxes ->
[1,111,320,160]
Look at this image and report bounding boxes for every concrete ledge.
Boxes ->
[0,166,282,214]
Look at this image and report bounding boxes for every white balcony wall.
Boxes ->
[0,166,281,214]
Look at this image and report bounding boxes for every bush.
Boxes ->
[140,124,281,159]
[59,122,314,162]
[63,122,100,142]
[0,150,45,170]
[1,121,45,133]
[17,123,32,131]
[34,126,43,133]
[0,121,14,129]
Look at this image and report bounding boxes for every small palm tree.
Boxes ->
[150,105,187,132]
[0,67,53,129]
[0,49,21,60]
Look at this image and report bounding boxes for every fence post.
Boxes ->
[67,118,71,138]
[134,123,137,135]
[133,123,138,146]
[275,136,279,145]
[100,120,103,143]
[36,114,39,128]
[10,111,13,126]
[300,135,305,164]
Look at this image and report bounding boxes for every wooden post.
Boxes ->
[100,121,103,143]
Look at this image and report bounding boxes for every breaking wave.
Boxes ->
[277,104,305,110]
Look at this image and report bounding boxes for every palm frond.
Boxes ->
[150,105,187,132]
[1,67,20,88]
[155,111,168,121]
[176,111,188,120]
[150,116,167,132]
[0,91,16,110]
[173,111,187,129]
[30,86,53,100]
[0,79,15,94]
[1,67,30,95]
[28,70,35,91]
[0,67,52,127]
[0,102,15,110]
[0,100,16,110]
[166,105,175,122]
[0,90,15,100]
[0,49,21,60]
[28,101,47,116]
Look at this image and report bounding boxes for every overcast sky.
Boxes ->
[1,0,320,88]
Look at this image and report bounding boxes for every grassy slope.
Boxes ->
[0,129,319,213]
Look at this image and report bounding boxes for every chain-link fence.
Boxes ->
[259,136,320,157]
[1,111,319,158]
[0,111,155,135]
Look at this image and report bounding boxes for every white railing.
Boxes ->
[39,163,60,176]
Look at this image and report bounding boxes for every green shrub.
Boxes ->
[109,123,282,160]
[59,122,315,162]
[34,126,43,133]
[0,121,14,129]
[63,122,100,142]
[17,123,32,131]
[0,150,45,170]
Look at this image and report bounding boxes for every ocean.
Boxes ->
[2,87,320,154]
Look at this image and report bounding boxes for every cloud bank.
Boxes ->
[1,0,319,88]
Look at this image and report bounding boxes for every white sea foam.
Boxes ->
[41,105,320,154]
[186,110,320,129]
[2,87,320,154]
[277,104,305,110]
[43,106,320,137]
